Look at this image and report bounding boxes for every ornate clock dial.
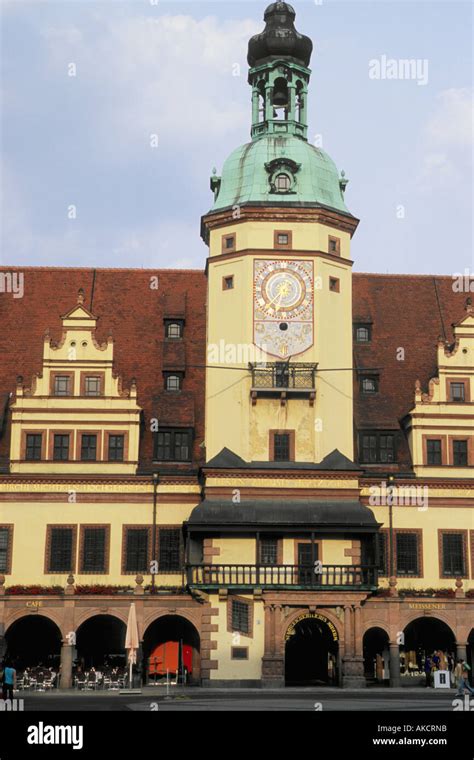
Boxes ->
[254,259,314,359]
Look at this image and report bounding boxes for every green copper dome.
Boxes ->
[210,134,351,215]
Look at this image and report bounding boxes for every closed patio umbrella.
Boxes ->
[125,603,139,689]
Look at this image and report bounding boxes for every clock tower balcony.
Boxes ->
[249,361,317,405]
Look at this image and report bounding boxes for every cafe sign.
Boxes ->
[285,612,339,642]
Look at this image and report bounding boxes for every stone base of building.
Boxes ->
[342,656,366,688]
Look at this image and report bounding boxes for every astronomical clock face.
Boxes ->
[253,259,314,358]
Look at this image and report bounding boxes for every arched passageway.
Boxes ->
[142,615,200,685]
[285,615,339,686]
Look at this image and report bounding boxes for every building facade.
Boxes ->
[0,2,473,689]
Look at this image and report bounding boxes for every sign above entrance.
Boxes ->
[285,612,338,642]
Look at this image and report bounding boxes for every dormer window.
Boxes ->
[362,376,378,394]
[275,173,291,192]
[165,321,183,340]
[165,373,182,392]
[354,324,372,343]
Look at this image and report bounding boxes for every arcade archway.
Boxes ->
[401,617,456,677]
[75,614,126,670]
[143,615,200,685]
[363,627,389,683]
[467,628,474,686]
[285,613,339,686]
[5,614,62,670]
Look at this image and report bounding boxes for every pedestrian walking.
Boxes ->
[424,655,433,687]
[455,660,474,697]
[2,659,16,701]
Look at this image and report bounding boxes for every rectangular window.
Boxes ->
[54,375,71,396]
[274,230,292,249]
[231,599,250,634]
[449,382,465,402]
[360,432,395,464]
[328,236,341,255]
[453,440,468,466]
[48,527,75,572]
[376,532,388,576]
[222,234,236,253]
[427,439,442,465]
[26,433,42,461]
[154,429,192,462]
[81,527,107,573]
[158,528,182,572]
[125,528,149,573]
[396,533,419,576]
[259,538,278,565]
[273,433,290,461]
[361,376,378,394]
[84,376,101,396]
[108,435,124,462]
[81,434,97,462]
[231,647,249,660]
[53,434,70,461]
[222,275,234,290]
[0,527,12,573]
[441,533,466,577]
[329,276,340,292]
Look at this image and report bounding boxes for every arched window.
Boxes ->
[165,374,182,392]
[166,322,182,339]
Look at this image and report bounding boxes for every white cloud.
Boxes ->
[416,87,473,190]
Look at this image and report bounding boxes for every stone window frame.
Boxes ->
[77,430,103,462]
[79,524,111,575]
[446,377,470,403]
[222,275,235,291]
[329,276,340,293]
[50,371,75,397]
[448,435,473,467]
[269,429,295,462]
[328,235,341,256]
[121,525,152,575]
[227,595,254,639]
[394,528,423,579]
[44,524,77,574]
[80,371,105,397]
[0,524,14,574]
[274,230,292,250]
[221,233,236,254]
[48,430,75,461]
[104,431,129,463]
[422,434,447,466]
[21,429,47,461]
[438,529,468,580]
[156,524,185,574]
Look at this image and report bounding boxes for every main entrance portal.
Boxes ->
[285,613,339,686]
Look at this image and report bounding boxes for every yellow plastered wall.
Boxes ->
[209,221,352,259]
[209,595,265,681]
[0,498,198,586]
[206,224,354,462]
[370,505,474,590]
[213,537,256,564]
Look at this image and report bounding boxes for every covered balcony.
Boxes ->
[186,563,378,591]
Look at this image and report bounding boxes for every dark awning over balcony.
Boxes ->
[186,499,380,533]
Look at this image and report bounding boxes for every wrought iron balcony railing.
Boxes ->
[186,564,378,591]
[249,362,317,403]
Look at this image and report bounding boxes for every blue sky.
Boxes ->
[1,0,472,274]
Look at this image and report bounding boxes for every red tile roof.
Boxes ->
[0,268,468,472]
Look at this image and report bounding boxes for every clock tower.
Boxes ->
[202,1,359,464]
